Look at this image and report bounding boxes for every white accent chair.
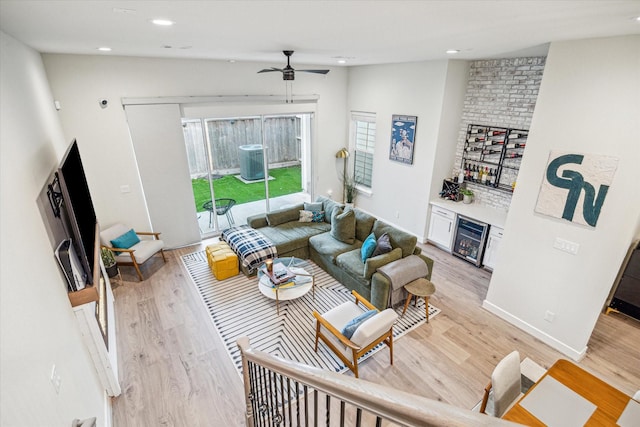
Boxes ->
[633,389,640,402]
[313,290,398,378]
[480,350,522,417]
[100,223,166,281]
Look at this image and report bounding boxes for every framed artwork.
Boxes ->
[534,150,618,227]
[389,115,417,164]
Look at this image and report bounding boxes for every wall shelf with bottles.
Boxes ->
[461,123,528,193]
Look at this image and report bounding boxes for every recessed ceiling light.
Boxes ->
[636,15,640,22]
[337,59,347,64]
[446,49,460,54]
[97,47,112,52]
[152,19,174,26]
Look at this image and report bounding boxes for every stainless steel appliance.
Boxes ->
[453,215,489,267]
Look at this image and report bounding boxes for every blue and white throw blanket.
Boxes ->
[221,225,277,274]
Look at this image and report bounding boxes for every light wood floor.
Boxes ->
[111,240,640,426]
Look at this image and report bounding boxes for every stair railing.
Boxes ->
[237,337,518,427]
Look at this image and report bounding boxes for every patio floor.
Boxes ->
[196,191,311,236]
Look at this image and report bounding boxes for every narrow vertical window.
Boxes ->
[351,112,376,189]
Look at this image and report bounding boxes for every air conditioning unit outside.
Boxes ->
[239,144,265,181]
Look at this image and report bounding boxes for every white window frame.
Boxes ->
[350,111,376,195]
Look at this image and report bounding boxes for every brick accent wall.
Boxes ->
[453,57,546,210]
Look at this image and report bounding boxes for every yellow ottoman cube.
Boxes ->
[205,242,238,280]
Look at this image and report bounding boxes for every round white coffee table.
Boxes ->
[258,257,314,315]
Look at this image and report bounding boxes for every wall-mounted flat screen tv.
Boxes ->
[57,139,97,283]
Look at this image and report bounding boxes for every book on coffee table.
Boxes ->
[264,262,295,286]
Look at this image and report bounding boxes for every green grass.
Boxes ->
[192,165,302,212]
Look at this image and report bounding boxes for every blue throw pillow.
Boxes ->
[311,211,325,223]
[361,232,377,262]
[110,229,140,254]
[341,309,378,339]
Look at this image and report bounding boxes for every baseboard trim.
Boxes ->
[482,300,587,361]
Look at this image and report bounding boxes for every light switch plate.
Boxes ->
[553,237,580,255]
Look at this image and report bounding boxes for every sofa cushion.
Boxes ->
[364,248,402,279]
[266,203,304,226]
[316,195,344,224]
[331,208,356,244]
[350,208,376,242]
[372,220,417,258]
[258,221,330,254]
[309,232,360,264]
[337,247,402,280]
[304,201,323,212]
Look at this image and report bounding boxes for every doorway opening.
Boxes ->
[182,113,313,237]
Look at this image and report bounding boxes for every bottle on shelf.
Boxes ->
[480,167,488,184]
[488,130,506,136]
[458,168,465,185]
[472,164,479,182]
[489,168,497,186]
[470,127,485,134]
[509,132,525,139]
[506,143,526,149]
[468,137,485,143]
[505,153,522,158]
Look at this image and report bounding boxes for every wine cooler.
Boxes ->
[452,215,489,267]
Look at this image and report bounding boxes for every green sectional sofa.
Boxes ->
[246,196,433,310]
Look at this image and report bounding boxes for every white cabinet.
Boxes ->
[428,206,456,252]
[483,226,504,271]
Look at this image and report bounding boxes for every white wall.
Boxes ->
[347,60,468,237]
[41,54,348,232]
[484,35,640,359]
[0,32,107,426]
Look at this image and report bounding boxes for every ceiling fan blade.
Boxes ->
[257,68,283,73]
[298,69,330,75]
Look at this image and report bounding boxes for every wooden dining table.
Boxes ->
[503,359,638,426]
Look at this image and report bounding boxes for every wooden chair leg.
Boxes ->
[479,381,492,414]
[388,331,394,365]
[314,321,320,352]
[425,296,430,323]
[160,249,166,262]
[132,260,144,281]
[352,350,359,378]
[402,293,413,316]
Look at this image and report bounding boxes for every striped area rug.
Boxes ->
[182,251,440,375]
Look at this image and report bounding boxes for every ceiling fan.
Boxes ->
[258,50,330,81]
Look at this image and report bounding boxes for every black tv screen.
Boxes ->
[58,139,97,283]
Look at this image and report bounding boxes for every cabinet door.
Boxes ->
[428,212,455,251]
[483,228,504,270]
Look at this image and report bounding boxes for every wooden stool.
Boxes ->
[402,278,436,322]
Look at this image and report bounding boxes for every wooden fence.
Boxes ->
[183,117,301,178]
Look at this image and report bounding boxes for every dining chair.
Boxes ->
[479,350,522,417]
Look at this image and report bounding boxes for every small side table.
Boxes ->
[402,278,436,322]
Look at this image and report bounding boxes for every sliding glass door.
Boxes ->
[183,113,313,237]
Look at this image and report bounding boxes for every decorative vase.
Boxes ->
[463,194,473,204]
